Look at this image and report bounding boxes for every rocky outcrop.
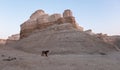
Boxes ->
[7,34,20,40]
[84,29,95,35]
[20,9,83,39]
[93,33,120,50]
[6,34,20,44]
[0,34,20,45]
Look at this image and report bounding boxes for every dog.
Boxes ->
[41,50,49,57]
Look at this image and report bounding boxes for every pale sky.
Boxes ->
[0,0,120,39]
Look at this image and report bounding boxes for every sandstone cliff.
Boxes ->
[20,9,83,39]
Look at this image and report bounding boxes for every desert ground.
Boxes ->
[0,46,120,70]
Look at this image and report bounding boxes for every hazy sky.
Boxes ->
[0,0,120,39]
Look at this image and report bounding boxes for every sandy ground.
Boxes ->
[0,46,120,70]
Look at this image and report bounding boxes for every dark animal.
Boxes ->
[41,50,49,57]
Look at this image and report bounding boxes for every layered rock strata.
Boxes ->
[20,9,83,39]
[6,34,20,44]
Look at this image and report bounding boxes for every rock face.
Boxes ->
[101,35,120,49]
[7,34,20,40]
[20,9,83,39]
[63,9,73,17]
[84,29,95,35]
[91,33,120,51]
[6,34,20,44]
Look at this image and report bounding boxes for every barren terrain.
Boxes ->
[0,46,120,70]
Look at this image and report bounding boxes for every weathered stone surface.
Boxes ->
[20,9,83,39]
[56,18,65,24]
[8,34,20,40]
[30,10,45,19]
[37,14,49,24]
[63,9,73,17]
[20,19,38,38]
[6,34,20,44]
[85,29,94,35]
[48,14,61,22]
[21,19,37,31]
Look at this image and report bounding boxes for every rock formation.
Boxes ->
[20,9,83,39]
[7,34,20,40]
[84,29,95,35]
[6,34,20,44]
[11,9,119,55]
